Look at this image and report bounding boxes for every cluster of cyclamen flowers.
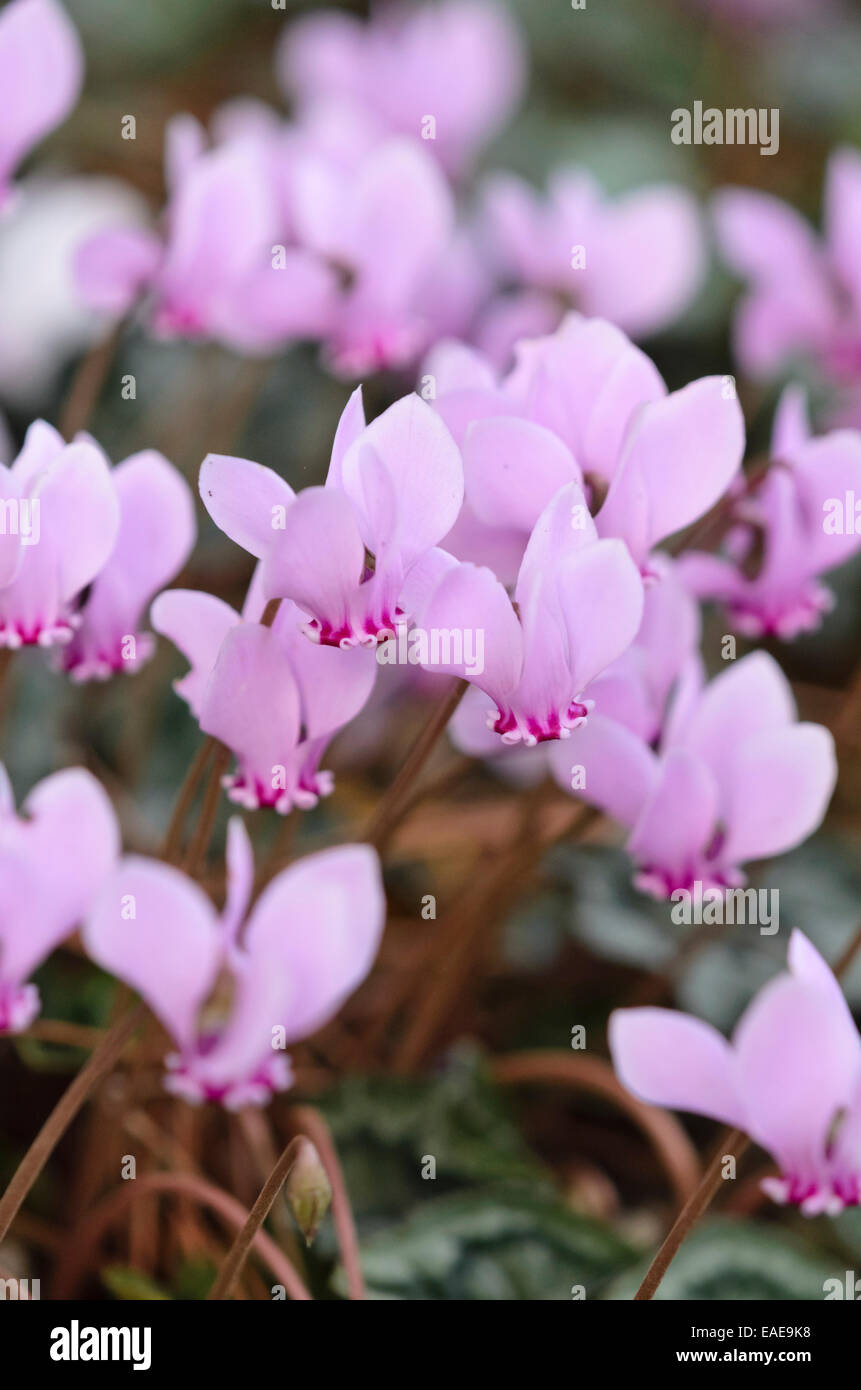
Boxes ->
[67,0,707,373]
[2,0,861,1217]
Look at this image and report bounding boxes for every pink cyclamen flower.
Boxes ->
[445,552,698,772]
[0,763,118,1031]
[583,553,702,746]
[714,149,861,409]
[480,169,704,342]
[610,930,861,1215]
[0,420,120,649]
[75,116,336,353]
[549,651,837,895]
[428,314,745,578]
[277,0,526,177]
[0,0,84,211]
[290,137,456,375]
[60,449,195,680]
[677,386,861,639]
[151,575,376,814]
[199,389,464,651]
[84,819,385,1108]
[414,481,644,746]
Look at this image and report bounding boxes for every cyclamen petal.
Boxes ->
[278,1,525,176]
[0,430,120,649]
[150,588,240,717]
[418,484,643,745]
[262,486,369,646]
[199,623,304,814]
[596,377,745,567]
[224,393,466,650]
[84,824,385,1108]
[0,0,84,207]
[677,397,861,640]
[62,450,195,681]
[0,766,118,1031]
[555,651,836,896]
[611,931,861,1214]
[199,452,296,560]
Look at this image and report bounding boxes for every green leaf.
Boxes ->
[172,1258,219,1301]
[605,1219,837,1301]
[332,1189,637,1301]
[313,1048,551,1224]
[101,1266,172,1301]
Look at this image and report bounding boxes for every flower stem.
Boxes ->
[364,678,468,851]
[52,1171,311,1300]
[182,743,231,876]
[0,1003,144,1245]
[208,1137,304,1301]
[634,1129,750,1300]
[161,736,215,863]
[58,314,130,441]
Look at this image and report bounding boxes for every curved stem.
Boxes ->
[0,1003,144,1245]
[364,678,468,851]
[290,1106,364,1300]
[493,1051,700,1208]
[52,1171,311,1301]
[183,743,230,875]
[161,736,215,864]
[634,1129,749,1300]
[21,1019,106,1050]
[208,1137,303,1300]
[59,314,130,441]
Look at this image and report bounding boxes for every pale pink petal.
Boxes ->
[339,394,463,564]
[221,816,254,945]
[734,974,861,1184]
[418,560,523,707]
[0,768,119,984]
[680,652,796,773]
[199,623,302,807]
[824,146,861,316]
[244,843,385,1044]
[84,856,221,1051]
[628,748,719,886]
[326,386,366,490]
[199,452,295,559]
[720,723,837,865]
[771,384,811,460]
[35,438,120,601]
[583,186,705,337]
[609,1008,743,1127]
[548,714,658,827]
[74,228,162,316]
[272,600,377,737]
[150,588,239,716]
[262,486,365,640]
[558,539,645,694]
[598,377,745,563]
[463,416,581,533]
[0,464,24,587]
[67,450,195,676]
[713,186,823,286]
[0,0,84,194]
